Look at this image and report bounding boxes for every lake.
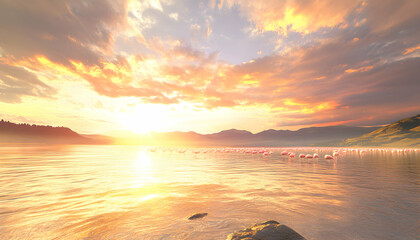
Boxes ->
[0,145,419,239]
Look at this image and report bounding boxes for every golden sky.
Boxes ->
[0,0,419,134]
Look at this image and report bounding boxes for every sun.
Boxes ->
[120,105,170,134]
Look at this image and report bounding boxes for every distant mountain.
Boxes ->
[115,125,380,147]
[339,115,420,148]
[253,125,381,146]
[205,129,255,146]
[0,120,112,144]
[81,134,115,144]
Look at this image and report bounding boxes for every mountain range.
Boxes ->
[1,115,420,147]
[121,125,380,147]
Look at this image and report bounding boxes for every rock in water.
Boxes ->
[188,212,208,220]
[226,220,306,240]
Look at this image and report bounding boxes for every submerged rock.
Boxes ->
[188,212,208,220]
[226,220,306,240]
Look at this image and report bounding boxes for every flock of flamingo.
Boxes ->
[147,147,419,159]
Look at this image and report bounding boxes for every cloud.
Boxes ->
[0,0,129,66]
[181,0,420,125]
[169,12,178,21]
[214,0,362,36]
[0,0,419,129]
[127,0,166,42]
[0,113,47,124]
[364,0,420,33]
[213,41,419,127]
[190,19,213,40]
[206,19,212,38]
[0,0,180,104]
[403,44,420,55]
[0,62,56,103]
[190,23,202,40]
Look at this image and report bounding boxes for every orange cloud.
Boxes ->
[218,0,362,35]
[276,99,339,115]
[403,44,420,55]
[0,60,56,103]
[345,66,374,73]
[3,55,175,103]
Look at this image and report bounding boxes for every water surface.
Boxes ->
[1,145,419,239]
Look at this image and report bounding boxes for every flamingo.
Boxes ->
[325,155,334,159]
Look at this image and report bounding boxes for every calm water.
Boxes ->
[0,145,419,240]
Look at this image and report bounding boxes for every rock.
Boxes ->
[226,220,306,240]
[188,212,208,220]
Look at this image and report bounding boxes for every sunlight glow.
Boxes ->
[135,151,152,169]
[121,105,170,134]
[129,150,156,187]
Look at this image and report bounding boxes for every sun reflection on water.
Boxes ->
[134,151,152,170]
[130,150,156,187]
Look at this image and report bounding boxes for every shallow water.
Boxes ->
[0,145,419,240]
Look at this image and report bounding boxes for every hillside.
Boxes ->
[340,114,420,148]
[0,120,111,144]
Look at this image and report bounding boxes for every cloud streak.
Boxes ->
[0,62,56,103]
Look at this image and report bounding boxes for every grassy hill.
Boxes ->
[341,114,420,148]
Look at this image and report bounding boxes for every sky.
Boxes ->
[0,0,419,134]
